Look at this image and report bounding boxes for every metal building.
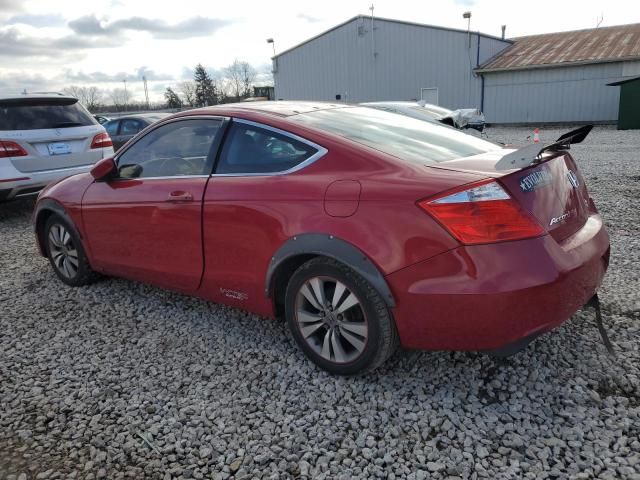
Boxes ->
[273,17,640,124]
[607,75,640,129]
[273,16,511,108]
[477,24,640,123]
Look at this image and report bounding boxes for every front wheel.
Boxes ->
[285,257,398,375]
[44,214,98,286]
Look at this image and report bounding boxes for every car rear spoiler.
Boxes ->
[495,125,593,171]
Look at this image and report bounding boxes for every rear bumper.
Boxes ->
[0,164,94,201]
[386,214,610,352]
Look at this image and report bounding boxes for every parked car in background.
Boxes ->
[33,102,609,375]
[103,113,169,151]
[361,101,486,132]
[0,93,113,202]
[94,115,110,125]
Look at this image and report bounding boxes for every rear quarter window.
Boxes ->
[104,120,120,136]
[0,98,96,131]
[216,122,318,174]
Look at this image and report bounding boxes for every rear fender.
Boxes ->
[266,233,396,307]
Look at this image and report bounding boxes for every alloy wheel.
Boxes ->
[48,223,79,279]
[295,276,369,364]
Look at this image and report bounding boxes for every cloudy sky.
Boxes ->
[1,0,638,102]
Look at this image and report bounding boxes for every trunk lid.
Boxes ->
[430,149,591,242]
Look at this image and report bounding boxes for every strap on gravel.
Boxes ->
[587,293,616,357]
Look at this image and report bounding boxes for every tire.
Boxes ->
[285,257,398,375]
[44,214,99,287]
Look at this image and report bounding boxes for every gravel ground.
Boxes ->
[1,125,639,480]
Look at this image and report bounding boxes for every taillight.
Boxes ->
[90,132,113,149]
[418,180,544,244]
[0,140,28,158]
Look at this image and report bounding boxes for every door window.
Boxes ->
[120,119,142,136]
[116,119,222,179]
[216,122,318,174]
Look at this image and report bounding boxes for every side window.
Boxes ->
[105,120,119,136]
[216,122,318,174]
[121,119,142,136]
[116,119,222,179]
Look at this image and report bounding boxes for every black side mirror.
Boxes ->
[118,164,143,179]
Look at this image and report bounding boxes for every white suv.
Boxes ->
[0,93,114,201]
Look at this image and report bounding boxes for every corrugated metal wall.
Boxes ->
[482,61,640,123]
[274,16,638,123]
[274,17,510,110]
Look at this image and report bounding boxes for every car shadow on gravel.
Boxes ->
[0,197,36,222]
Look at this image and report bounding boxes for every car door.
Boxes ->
[199,119,327,314]
[82,116,226,291]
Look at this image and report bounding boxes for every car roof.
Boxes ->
[361,101,422,107]
[107,113,170,121]
[0,92,77,102]
[192,101,348,118]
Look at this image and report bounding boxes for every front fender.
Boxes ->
[33,199,77,256]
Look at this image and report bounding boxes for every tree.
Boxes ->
[108,88,132,110]
[164,87,182,108]
[223,59,256,100]
[177,81,197,107]
[63,85,103,111]
[193,64,217,107]
[62,85,85,101]
[84,86,103,111]
[239,61,257,98]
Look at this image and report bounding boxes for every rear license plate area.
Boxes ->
[47,142,71,156]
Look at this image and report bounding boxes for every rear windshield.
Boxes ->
[0,98,96,131]
[295,107,497,163]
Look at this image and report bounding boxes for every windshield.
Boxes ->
[295,107,499,163]
[0,98,96,131]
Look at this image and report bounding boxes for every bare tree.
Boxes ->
[223,60,244,99]
[239,62,257,97]
[63,85,103,112]
[108,88,132,110]
[84,86,103,111]
[222,60,257,100]
[177,81,197,107]
[62,85,86,101]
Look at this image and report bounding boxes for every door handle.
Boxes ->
[166,191,193,202]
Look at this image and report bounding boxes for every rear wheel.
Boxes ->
[44,214,98,286]
[285,257,397,375]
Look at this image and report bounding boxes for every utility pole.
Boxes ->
[267,38,276,75]
[142,75,149,110]
[123,79,128,111]
[463,11,472,48]
[369,4,376,59]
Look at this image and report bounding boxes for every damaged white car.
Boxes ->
[361,101,486,132]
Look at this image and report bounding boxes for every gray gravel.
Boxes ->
[1,125,639,480]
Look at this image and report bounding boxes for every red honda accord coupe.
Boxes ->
[33,102,610,374]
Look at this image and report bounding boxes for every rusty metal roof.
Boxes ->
[477,23,640,72]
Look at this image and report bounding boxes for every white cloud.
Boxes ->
[0,0,637,101]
